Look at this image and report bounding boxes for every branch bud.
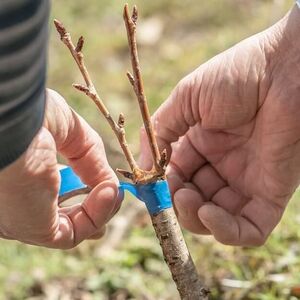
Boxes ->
[126,71,135,87]
[159,149,168,169]
[73,83,89,95]
[117,169,134,180]
[54,19,67,40]
[132,6,138,25]
[118,113,125,128]
[76,36,84,53]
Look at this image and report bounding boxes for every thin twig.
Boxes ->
[54,19,165,184]
[54,19,142,182]
[123,4,166,175]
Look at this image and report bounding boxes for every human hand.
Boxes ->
[0,89,120,249]
[140,5,300,246]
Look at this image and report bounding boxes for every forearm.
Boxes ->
[0,0,49,169]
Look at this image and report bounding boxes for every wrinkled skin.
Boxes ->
[141,6,300,246]
[0,90,120,249]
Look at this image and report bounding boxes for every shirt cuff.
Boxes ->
[0,0,49,170]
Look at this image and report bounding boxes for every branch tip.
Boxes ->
[124,3,163,174]
[54,19,66,39]
[123,4,130,21]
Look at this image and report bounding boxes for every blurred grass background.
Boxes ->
[1,0,300,299]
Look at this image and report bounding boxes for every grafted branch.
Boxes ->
[55,20,153,183]
[123,4,166,176]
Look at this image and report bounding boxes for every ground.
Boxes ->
[1,0,299,299]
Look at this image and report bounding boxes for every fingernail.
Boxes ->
[117,187,125,202]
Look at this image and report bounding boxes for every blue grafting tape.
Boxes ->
[59,167,87,197]
[119,181,173,215]
[59,166,173,215]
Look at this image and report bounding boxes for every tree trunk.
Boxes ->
[151,207,210,300]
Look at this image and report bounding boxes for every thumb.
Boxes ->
[45,89,118,188]
[139,72,201,169]
[45,181,119,249]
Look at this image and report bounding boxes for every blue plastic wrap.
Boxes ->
[119,181,172,215]
[59,167,87,196]
[59,167,172,215]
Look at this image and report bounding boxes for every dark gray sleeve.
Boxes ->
[0,0,49,169]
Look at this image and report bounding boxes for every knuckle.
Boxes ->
[0,226,16,240]
[88,227,106,240]
[46,88,66,105]
[60,243,77,250]
[249,235,268,247]
[35,227,59,246]
[217,236,236,246]
[177,74,192,90]
[178,218,209,235]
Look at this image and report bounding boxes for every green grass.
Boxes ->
[1,0,298,299]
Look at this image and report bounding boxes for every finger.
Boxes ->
[107,191,123,220]
[198,197,284,246]
[211,186,249,214]
[174,188,210,234]
[139,73,201,169]
[167,172,185,197]
[88,226,106,240]
[167,161,217,198]
[192,164,226,200]
[169,128,207,181]
[165,173,184,217]
[43,181,118,249]
[0,230,15,240]
[59,184,123,216]
[184,182,201,193]
[45,89,118,188]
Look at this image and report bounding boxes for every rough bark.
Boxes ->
[152,207,209,300]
